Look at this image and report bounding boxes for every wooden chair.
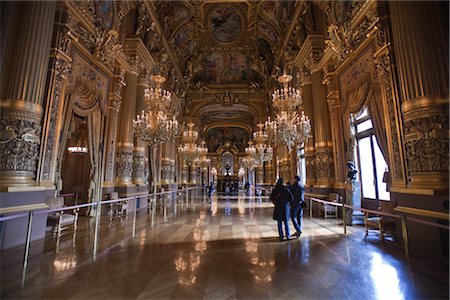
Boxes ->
[108,192,127,219]
[364,201,397,240]
[320,193,340,219]
[46,196,78,235]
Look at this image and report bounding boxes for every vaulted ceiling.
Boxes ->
[134,0,327,152]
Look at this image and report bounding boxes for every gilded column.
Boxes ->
[323,72,346,189]
[389,1,448,190]
[38,6,72,187]
[264,161,274,185]
[132,72,147,185]
[180,161,189,185]
[104,69,126,185]
[311,69,333,188]
[255,164,264,186]
[0,1,56,188]
[160,142,173,186]
[300,69,316,187]
[116,69,138,186]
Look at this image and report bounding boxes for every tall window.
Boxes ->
[355,108,390,201]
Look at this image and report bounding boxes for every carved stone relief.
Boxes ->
[116,150,133,180]
[0,118,41,179]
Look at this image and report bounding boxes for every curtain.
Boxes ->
[88,108,104,204]
[367,84,390,166]
[344,81,390,166]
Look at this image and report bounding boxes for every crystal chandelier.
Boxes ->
[198,141,211,167]
[133,74,179,148]
[252,123,273,163]
[265,74,311,152]
[133,74,178,195]
[242,142,257,170]
[178,122,200,165]
[271,74,303,112]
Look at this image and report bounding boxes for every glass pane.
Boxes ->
[356,108,368,120]
[358,137,376,199]
[373,136,390,200]
[357,119,373,133]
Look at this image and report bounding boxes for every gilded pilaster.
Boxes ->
[38,6,73,187]
[132,72,148,185]
[324,72,345,188]
[0,2,56,189]
[389,1,449,190]
[264,161,273,184]
[311,70,333,187]
[104,69,126,185]
[301,69,316,187]
[116,70,138,186]
[255,164,264,186]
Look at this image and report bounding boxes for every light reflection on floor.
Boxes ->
[0,191,448,299]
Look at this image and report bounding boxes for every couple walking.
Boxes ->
[270,175,306,242]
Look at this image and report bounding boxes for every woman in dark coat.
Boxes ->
[270,178,293,241]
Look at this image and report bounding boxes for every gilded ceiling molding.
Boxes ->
[143,1,186,88]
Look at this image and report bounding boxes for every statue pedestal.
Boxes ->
[345,180,361,225]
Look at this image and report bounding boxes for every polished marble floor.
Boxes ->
[1,191,449,299]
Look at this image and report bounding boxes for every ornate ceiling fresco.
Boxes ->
[152,0,305,137]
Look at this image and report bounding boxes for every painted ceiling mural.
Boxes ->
[205,127,250,153]
[154,1,295,88]
[149,0,321,142]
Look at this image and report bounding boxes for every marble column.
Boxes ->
[0,1,56,188]
[390,1,448,190]
[116,71,138,186]
[132,74,147,185]
[311,70,333,188]
[301,72,316,187]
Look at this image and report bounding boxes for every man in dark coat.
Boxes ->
[289,175,306,238]
[270,178,293,241]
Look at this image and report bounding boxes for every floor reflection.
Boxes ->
[1,191,448,299]
[370,252,405,300]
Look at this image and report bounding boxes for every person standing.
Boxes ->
[289,175,306,238]
[270,178,293,242]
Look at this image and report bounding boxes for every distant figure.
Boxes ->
[289,175,306,238]
[244,182,250,194]
[207,182,214,199]
[270,178,293,242]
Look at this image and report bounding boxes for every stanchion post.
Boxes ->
[309,197,312,218]
[342,203,347,234]
[132,196,138,237]
[93,202,101,257]
[22,211,34,279]
[400,214,410,262]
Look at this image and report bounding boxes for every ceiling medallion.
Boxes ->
[208,4,243,44]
